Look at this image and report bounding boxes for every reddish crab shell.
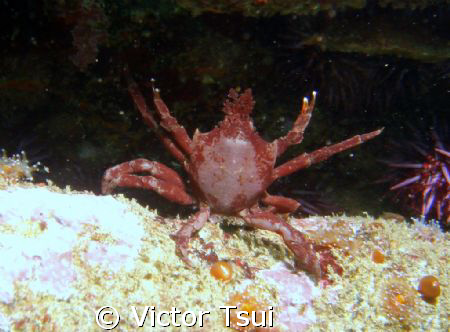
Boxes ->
[102,75,382,281]
[189,89,276,214]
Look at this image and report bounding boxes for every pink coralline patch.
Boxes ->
[276,309,313,332]
[0,187,144,304]
[0,241,76,304]
[31,251,77,296]
[0,249,32,303]
[289,216,330,232]
[85,242,137,272]
[258,263,319,331]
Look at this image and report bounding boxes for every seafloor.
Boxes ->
[0,181,447,331]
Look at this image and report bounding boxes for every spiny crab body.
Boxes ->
[102,75,382,281]
[190,90,276,214]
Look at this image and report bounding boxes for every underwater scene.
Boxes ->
[0,1,448,331]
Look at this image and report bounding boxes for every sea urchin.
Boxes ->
[385,128,449,225]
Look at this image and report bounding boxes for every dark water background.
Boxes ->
[0,1,448,225]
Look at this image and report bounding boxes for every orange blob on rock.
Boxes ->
[382,278,417,324]
[372,249,385,263]
[225,291,272,332]
[210,261,233,282]
[418,275,441,299]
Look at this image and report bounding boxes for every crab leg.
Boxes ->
[273,128,383,180]
[102,159,194,205]
[103,158,185,188]
[171,203,210,263]
[151,80,193,156]
[126,72,188,165]
[273,92,316,156]
[261,192,300,213]
[105,174,194,205]
[239,208,342,280]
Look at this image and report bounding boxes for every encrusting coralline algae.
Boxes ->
[0,187,144,303]
[0,183,447,331]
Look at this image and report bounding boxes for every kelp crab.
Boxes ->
[102,76,382,280]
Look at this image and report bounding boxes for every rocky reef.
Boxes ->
[0,182,447,331]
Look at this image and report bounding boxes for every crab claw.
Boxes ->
[240,209,342,282]
[170,205,210,266]
[170,232,193,267]
[288,236,343,282]
[313,244,344,281]
[150,78,160,98]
